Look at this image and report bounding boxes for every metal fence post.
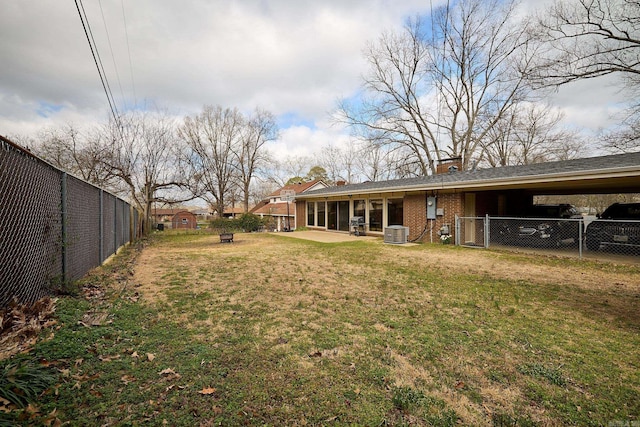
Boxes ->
[99,189,104,262]
[485,214,490,248]
[579,217,583,259]
[114,199,118,254]
[61,172,68,284]
[455,215,460,245]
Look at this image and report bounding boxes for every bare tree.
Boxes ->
[263,155,313,188]
[34,124,116,189]
[533,0,640,86]
[481,103,584,166]
[179,105,244,217]
[233,108,277,213]
[339,0,540,173]
[101,111,184,232]
[533,0,640,152]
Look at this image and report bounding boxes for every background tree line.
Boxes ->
[13,0,639,227]
[24,106,277,232]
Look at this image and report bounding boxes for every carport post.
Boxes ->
[454,215,460,245]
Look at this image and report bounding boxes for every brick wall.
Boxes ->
[435,193,464,240]
[403,192,464,243]
[404,194,426,241]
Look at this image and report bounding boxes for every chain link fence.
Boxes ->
[455,215,640,259]
[0,136,140,308]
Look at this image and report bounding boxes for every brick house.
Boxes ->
[295,153,640,243]
[251,180,328,231]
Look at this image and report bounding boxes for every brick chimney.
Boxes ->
[436,157,462,174]
[336,180,347,186]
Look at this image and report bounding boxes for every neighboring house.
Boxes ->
[223,207,245,218]
[295,153,640,244]
[171,211,198,230]
[251,179,328,231]
[192,208,213,221]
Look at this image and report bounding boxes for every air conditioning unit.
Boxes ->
[384,226,409,244]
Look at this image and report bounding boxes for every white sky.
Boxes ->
[0,0,629,159]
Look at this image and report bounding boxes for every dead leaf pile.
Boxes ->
[0,297,57,360]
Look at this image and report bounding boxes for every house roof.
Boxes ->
[296,152,640,198]
[152,208,184,216]
[251,201,293,216]
[172,210,196,217]
[223,207,245,215]
[268,179,326,197]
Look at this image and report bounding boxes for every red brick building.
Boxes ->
[171,211,198,230]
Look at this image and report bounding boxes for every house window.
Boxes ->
[369,200,383,232]
[307,202,315,226]
[317,202,326,227]
[353,199,365,219]
[181,218,188,225]
[388,198,403,226]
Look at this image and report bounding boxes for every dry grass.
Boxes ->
[130,231,640,425]
[16,230,640,426]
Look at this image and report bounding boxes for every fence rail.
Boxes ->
[0,136,140,308]
[455,215,640,259]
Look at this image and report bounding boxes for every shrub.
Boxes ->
[209,213,266,233]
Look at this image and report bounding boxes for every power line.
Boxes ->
[98,0,126,110]
[74,0,121,125]
[121,0,137,107]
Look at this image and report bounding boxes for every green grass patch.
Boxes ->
[3,231,638,426]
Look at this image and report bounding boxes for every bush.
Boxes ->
[209,213,266,233]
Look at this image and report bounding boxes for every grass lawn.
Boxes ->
[3,231,639,426]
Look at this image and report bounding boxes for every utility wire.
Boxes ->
[98,0,126,110]
[74,0,121,126]
[121,0,137,107]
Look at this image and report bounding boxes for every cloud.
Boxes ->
[0,0,632,160]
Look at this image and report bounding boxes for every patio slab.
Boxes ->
[272,230,380,243]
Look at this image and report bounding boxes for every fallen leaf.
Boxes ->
[42,408,62,427]
[98,354,121,362]
[455,381,465,390]
[309,351,322,358]
[198,387,216,395]
[75,358,83,367]
[0,397,13,413]
[146,353,155,362]
[121,375,136,384]
[159,368,177,376]
[131,351,139,359]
